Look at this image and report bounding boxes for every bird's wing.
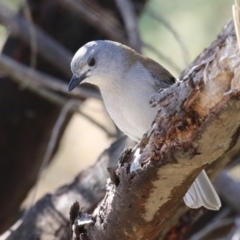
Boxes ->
[120,44,176,91]
[140,57,176,91]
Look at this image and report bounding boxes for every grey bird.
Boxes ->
[68,40,221,210]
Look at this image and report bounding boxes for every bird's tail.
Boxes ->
[183,170,221,210]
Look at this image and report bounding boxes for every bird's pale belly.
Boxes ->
[102,91,158,141]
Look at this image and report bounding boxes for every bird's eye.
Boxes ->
[88,58,95,67]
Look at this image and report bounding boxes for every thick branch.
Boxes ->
[83,21,240,240]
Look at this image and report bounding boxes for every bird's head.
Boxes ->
[68,40,129,92]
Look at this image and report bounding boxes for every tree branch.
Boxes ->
[0,53,100,100]
[0,3,72,78]
[143,42,182,74]
[0,54,116,137]
[79,20,240,239]
[52,0,127,44]
[3,18,240,240]
[114,0,142,52]
[147,9,190,66]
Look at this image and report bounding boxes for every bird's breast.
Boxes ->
[100,84,158,141]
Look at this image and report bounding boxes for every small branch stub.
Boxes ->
[70,202,94,240]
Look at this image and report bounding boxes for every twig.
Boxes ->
[214,171,240,214]
[71,100,117,138]
[114,0,142,52]
[52,0,127,44]
[0,53,101,100]
[22,1,37,69]
[24,100,75,218]
[26,86,116,138]
[147,9,190,66]
[189,209,234,240]
[0,54,115,137]
[143,42,182,74]
[0,3,72,78]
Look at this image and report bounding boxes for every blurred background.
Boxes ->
[0,0,238,239]
[0,0,231,204]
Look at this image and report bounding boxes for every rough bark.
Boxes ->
[160,20,240,239]
[79,20,240,240]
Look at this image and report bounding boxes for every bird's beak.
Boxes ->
[68,73,87,92]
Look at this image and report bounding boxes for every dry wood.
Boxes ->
[78,20,240,240]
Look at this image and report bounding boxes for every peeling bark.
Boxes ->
[82,20,240,240]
